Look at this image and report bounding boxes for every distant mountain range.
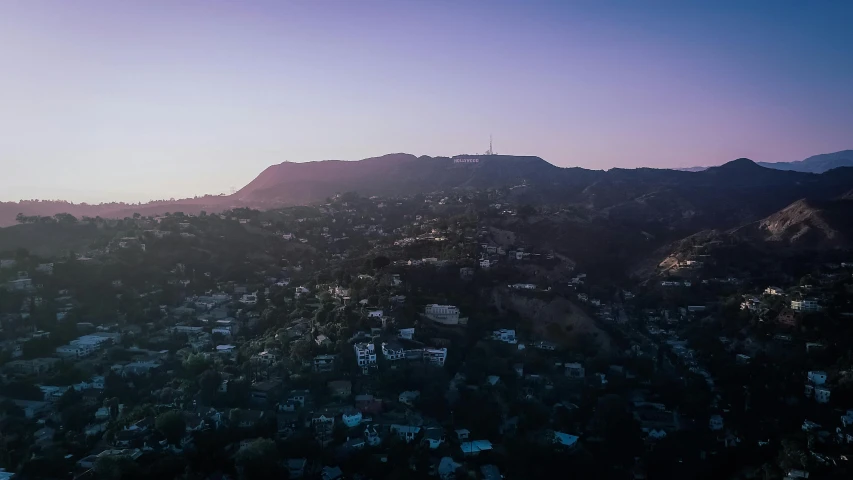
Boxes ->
[2,151,853,229]
[680,150,853,173]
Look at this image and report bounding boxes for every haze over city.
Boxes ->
[2,0,852,203]
[5,3,853,480]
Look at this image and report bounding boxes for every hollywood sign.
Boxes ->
[454,158,480,163]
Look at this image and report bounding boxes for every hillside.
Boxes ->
[735,198,853,247]
[0,222,114,257]
[0,197,233,228]
[3,153,853,232]
[234,153,567,203]
[637,197,853,279]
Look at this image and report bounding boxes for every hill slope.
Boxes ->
[638,196,853,278]
[234,153,570,204]
[3,154,853,231]
[734,198,853,248]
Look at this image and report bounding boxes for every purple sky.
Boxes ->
[1,1,852,203]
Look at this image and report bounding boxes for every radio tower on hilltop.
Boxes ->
[485,135,497,155]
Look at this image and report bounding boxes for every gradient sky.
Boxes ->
[2,1,852,203]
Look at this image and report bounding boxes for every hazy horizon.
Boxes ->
[2,0,852,203]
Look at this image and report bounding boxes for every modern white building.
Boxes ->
[354,343,376,371]
[381,342,406,362]
[425,304,460,325]
[423,347,447,367]
[55,334,113,359]
[791,299,821,312]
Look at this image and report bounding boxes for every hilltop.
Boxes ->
[3,153,853,230]
[679,149,853,174]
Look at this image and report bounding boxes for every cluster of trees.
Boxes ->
[15,213,79,224]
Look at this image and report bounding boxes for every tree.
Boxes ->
[61,404,91,432]
[518,204,537,218]
[57,387,82,411]
[372,256,391,270]
[183,353,211,377]
[198,369,222,401]
[235,438,283,480]
[155,410,186,445]
[94,455,140,480]
[53,213,78,224]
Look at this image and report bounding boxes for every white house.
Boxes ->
[460,439,493,456]
[479,259,491,269]
[424,304,460,325]
[841,410,853,429]
[438,457,462,480]
[354,343,376,372]
[212,327,232,338]
[423,428,444,449]
[367,310,383,318]
[492,329,517,344]
[341,409,363,428]
[552,431,579,448]
[808,371,827,385]
[294,286,310,298]
[764,286,785,296]
[390,424,421,443]
[397,328,415,340]
[239,294,257,305]
[56,344,94,359]
[36,263,54,275]
[216,345,236,359]
[815,386,831,404]
[252,351,279,366]
[423,347,447,367]
[7,278,33,291]
[792,299,821,312]
[364,425,382,446]
[509,283,536,290]
[381,342,406,362]
[399,390,420,406]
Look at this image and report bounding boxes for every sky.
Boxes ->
[1,0,852,203]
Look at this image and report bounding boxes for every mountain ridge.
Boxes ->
[2,152,853,228]
[678,149,853,174]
